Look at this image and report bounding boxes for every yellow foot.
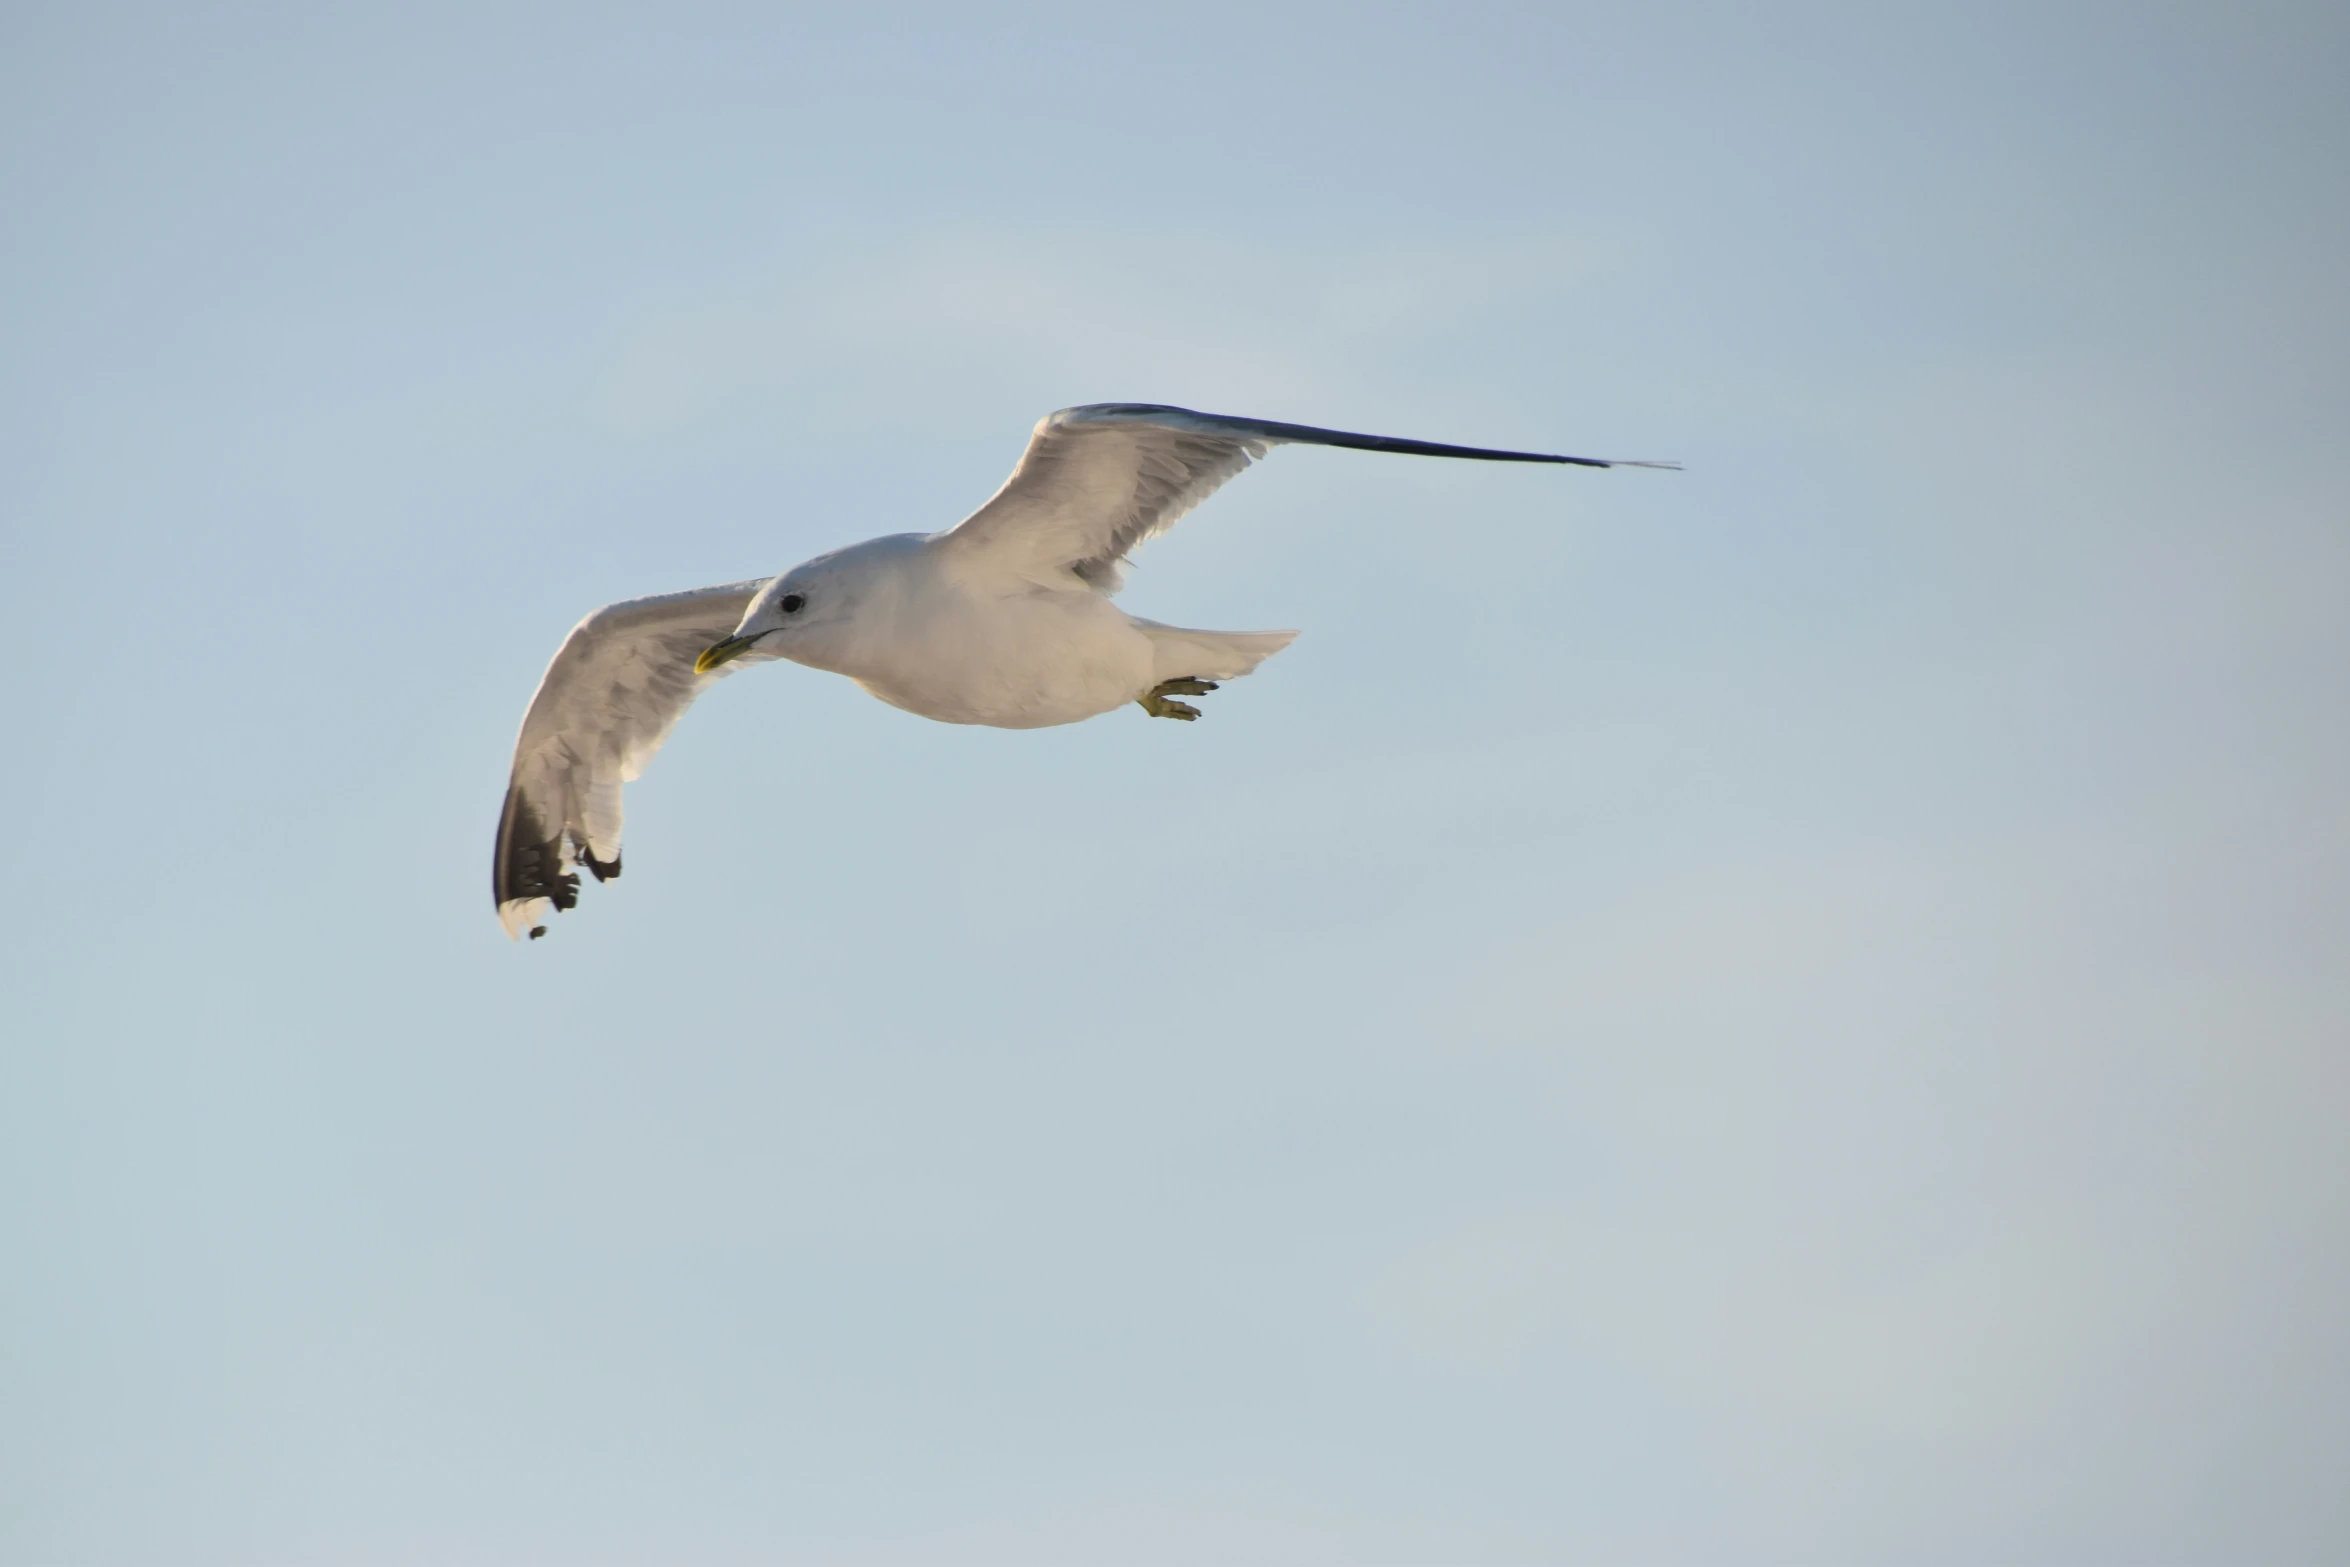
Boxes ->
[1137,677,1220,721]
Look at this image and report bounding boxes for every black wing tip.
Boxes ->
[1058,403,1675,471]
[493,784,605,941]
[493,789,581,910]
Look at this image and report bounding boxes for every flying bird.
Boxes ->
[493,403,1674,939]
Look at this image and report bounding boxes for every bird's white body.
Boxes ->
[492,402,1670,937]
[741,532,1293,729]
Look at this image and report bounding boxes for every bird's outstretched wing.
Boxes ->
[937,403,1676,590]
[494,581,774,939]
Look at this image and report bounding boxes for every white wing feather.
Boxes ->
[493,581,774,938]
[936,402,1662,591]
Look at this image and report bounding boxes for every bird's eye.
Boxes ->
[779,594,806,614]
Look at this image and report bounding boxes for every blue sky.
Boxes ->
[4,3,2346,1562]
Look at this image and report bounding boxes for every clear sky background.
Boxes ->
[4,3,2346,1563]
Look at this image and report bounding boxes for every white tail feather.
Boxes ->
[1129,618,1300,685]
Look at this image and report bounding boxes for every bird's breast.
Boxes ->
[807,586,1152,729]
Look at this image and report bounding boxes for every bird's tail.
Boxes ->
[1128,618,1300,685]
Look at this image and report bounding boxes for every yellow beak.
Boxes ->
[694,634,764,674]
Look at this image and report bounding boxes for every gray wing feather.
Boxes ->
[494,580,773,939]
[938,402,1673,590]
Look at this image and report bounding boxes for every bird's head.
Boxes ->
[694,570,824,674]
[694,537,915,674]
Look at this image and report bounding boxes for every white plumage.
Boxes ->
[492,403,1673,938]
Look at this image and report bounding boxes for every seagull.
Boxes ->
[493,403,1674,939]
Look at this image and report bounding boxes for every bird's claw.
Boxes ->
[1138,678,1218,720]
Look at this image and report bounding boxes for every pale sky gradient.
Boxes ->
[4,3,2346,1563]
